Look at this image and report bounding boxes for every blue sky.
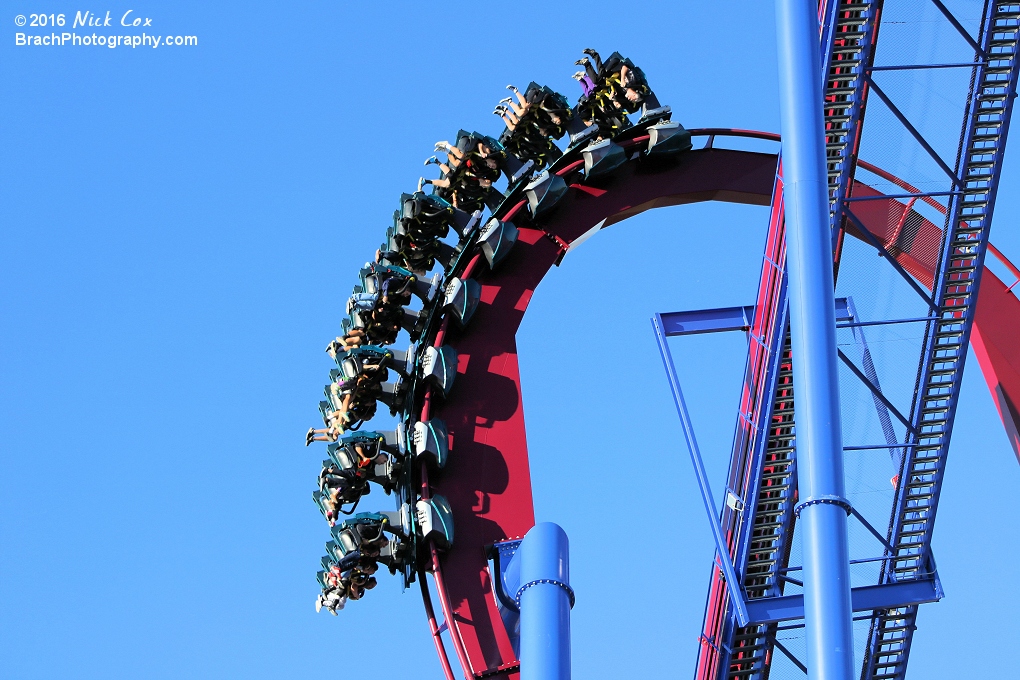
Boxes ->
[1,1,1017,678]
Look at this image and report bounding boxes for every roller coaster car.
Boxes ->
[330,374,408,422]
[334,345,412,381]
[443,276,481,327]
[416,495,454,550]
[331,510,413,571]
[317,557,377,612]
[420,345,459,397]
[581,137,628,180]
[333,345,413,414]
[413,418,450,469]
[331,428,405,461]
[331,513,390,556]
[330,346,414,403]
[524,170,569,217]
[572,49,662,142]
[318,547,377,612]
[326,431,405,494]
[325,541,362,572]
[400,191,455,240]
[348,387,382,426]
[354,277,409,310]
[322,545,373,575]
[320,459,360,488]
[497,83,572,174]
[346,303,427,346]
[359,262,441,303]
[429,131,507,215]
[346,271,436,345]
[314,480,366,525]
[316,459,378,516]
[389,238,443,275]
[477,217,519,270]
[386,212,460,275]
[321,379,377,432]
[325,455,399,496]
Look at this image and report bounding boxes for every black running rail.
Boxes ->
[861,4,1020,679]
[713,2,884,678]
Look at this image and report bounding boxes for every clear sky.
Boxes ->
[2,1,1017,678]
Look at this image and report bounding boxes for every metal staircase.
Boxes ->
[862,4,1020,678]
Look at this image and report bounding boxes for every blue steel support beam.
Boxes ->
[659,299,851,337]
[510,523,572,680]
[744,578,942,625]
[775,0,855,678]
[658,305,756,336]
[844,191,961,201]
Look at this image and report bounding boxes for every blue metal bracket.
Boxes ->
[743,578,942,624]
[489,538,523,658]
[837,316,939,329]
[658,305,756,336]
[490,539,524,613]
[844,443,922,451]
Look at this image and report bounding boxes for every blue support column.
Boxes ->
[509,523,572,680]
[774,1,855,679]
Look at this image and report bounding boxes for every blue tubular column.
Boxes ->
[512,523,572,680]
[774,1,855,679]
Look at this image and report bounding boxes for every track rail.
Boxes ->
[421,143,779,678]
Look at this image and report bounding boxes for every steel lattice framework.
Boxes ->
[681,2,1020,679]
